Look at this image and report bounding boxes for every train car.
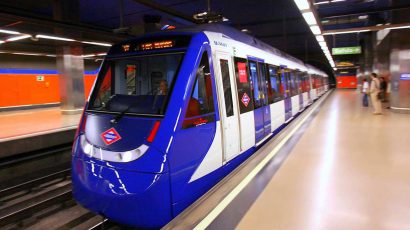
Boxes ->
[71,24,328,229]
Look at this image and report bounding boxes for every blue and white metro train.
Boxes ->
[72,24,329,229]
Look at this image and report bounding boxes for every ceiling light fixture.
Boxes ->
[0,29,21,35]
[315,35,325,42]
[81,41,112,47]
[314,1,330,5]
[387,25,410,30]
[82,54,96,58]
[310,25,322,35]
[36,34,76,42]
[294,0,334,70]
[323,29,370,35]
[302,12,317,25]
[12,52,43,56]
[294,0,310,10]
[6,34,31,42]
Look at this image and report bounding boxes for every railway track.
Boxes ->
[0,168,115,230]
[0,146,127,230]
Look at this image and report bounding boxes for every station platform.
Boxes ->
[165,89,410,230]
[0,107,80,158]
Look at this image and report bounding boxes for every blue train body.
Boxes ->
[72,24,328,229]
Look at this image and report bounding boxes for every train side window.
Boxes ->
[92,65,113,108]
[234,57,254,113]
[284,69,292,98]
[304,72,309,93]
[249,61,262,109]
[182,51,215,129]
[268,65,283,103]
[219,59,234,117]
[290,70,297,96]
[265,64,274,104]
[296,71,302,94]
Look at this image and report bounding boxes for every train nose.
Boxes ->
[84,113,159,152]
[72,157,173,229]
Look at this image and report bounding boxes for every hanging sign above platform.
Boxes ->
[332,46,362,55]
[400,73,410,80]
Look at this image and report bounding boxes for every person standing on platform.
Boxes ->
[370,73,382,115]
[362,78,369,107]
[379,77,387,102]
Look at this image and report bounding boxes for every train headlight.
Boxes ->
[79,134,149,162]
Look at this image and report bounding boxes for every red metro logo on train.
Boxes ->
[241,92,250,107]
[100,127,122,145]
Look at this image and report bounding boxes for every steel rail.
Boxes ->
[0,169,71,198]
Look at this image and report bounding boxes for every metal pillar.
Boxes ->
[384,4,410,113]
[53,0,85,114]
[56,46,85,114]
[389,31,410,113]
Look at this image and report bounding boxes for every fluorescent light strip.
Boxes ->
[81,41,112,47]
[331,0,345,2]
[388,25,410,30]
[315,35,325,42]
[294,0,310,10]
[82,53,106,58]
[302,12,317,25]
[319,41,327,47]
[294,0,334,69]
[37,35,111,47]
[323,29,370,35]
[0,29,21,35]
[0,41,4,44]
[0,51,56,58]
[82,54,96,58]
[36,34,76,42]
[314,1,330,5]
[310,25,322,35]
[6,34,31,42]
[12,52,43,56]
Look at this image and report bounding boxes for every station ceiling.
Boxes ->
[1,0,410,79]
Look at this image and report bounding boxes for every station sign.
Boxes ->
[36,76,45,81]
[400,73,410,80]
[332,46,362,55]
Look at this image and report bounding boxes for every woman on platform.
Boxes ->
[370,73,382,115]
[362,78,369,107]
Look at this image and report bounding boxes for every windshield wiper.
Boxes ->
[110,100,138,124]
[110,89,159,124]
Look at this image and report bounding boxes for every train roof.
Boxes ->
[306,64,328,77]
[130,24,328,77]
[171,24,306,66]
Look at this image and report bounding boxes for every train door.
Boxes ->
[282,67,292,122]
[259,63,271,137]
[297,72,303,110]
[249,60,271,143]
[306,75,312,102]
[215,52,240,162]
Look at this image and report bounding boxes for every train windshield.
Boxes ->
[88,52,184,116]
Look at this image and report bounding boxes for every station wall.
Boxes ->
[0,54,100,108]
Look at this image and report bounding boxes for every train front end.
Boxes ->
[71,34,192,229]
